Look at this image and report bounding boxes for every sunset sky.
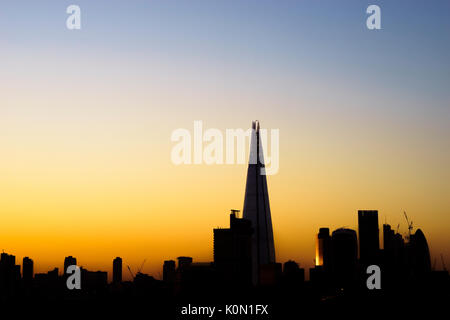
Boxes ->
[1,1,449,280]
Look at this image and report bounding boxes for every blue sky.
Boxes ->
[1,0,449,103]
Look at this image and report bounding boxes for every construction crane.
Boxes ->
[441,254,447,271]
[127,265,135,279]
[137,259,147,273]
[403,211,413,240]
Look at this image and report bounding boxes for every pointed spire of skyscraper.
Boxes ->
[243,121,276,284]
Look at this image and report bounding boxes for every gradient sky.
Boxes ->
[1,0,449,280]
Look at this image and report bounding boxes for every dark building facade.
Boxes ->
[358,210,380,265]
[383,224,406,268]
[0,253,21,298]
[408,229,431,276]
[81,268,108,292]
[242,121,276,284]
[282,260,304,287]
[163,260,176,284]
[213,210,253,286]
[22,257,34,285]
[113,257,122,283]
[332,228,358,288]
[316,227,332,272]
[64,256,77,274]
[177,257,193,271]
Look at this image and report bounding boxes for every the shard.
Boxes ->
[243,121,276,284]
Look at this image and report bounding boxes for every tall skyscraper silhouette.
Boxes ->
[331,228,358,288]
[113,257,122,283]
[358,210,380,265]
[163,260,176,284]
[243,121,276,284]
[22,257,33,284]
[316,228,332,272]
[409,229,431,276]
[0,253,21,297]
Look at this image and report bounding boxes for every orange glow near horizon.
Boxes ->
[1,16,449,280]
[1,109,449,281]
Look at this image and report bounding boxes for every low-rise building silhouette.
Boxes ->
[64,256,77,274]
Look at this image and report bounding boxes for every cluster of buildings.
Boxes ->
[0,121,448,302]
[310,210,434,291]
[0,253,112,300]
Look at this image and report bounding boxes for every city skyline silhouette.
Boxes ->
[1,121,449,317]
[1,1,450,316]
[2,120,448,282]
[2,2,450,281]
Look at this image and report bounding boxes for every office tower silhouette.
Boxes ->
[213,209,253,286]
[316,228,332,272]
[22,257,33,285]
[163,260,176,284]
[383,224,405,265]
[383,223,407,287]
[409,229,431,276]
[332,228,358,288]
[113,257,122,283]
[358,210,380,265]
[0,253,21,297]
[64,256,77,274]
[243,120,276,284]
[177,257,193,271]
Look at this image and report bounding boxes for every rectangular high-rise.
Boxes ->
[315,228,332,272]
[113,257,122,283]
[163,260,176,284]
[22,257,34,284]
[358,210,380,265]
[213,210,253,286]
